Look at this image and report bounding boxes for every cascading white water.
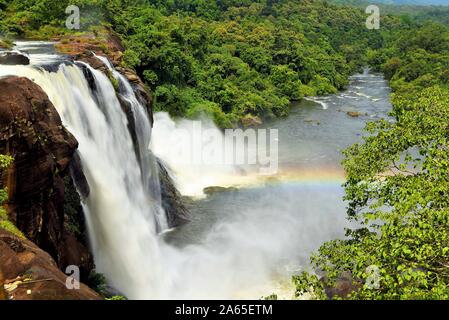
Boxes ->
[94,54,167,230]
[0,63,169,299]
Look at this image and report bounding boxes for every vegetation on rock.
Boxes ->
[0,155,24,239]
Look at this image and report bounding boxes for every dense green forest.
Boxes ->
[1,0,398,127]
[1,0,449,299]
[295,13,449,299]
[331,0,449,26]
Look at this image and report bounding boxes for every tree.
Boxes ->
[295,86,449,299]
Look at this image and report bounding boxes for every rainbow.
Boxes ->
[223,164,347,191]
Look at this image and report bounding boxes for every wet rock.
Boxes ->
[0,52,30,65]
[346,111,362,118]
[0,76,93,279]
[59,32,186,229]
[68,152,90,199]
[74,51,107,72]
[117,68,140,83]
[203,186,238,195]
[321,271,361,299]
[241,114,263,127]
[0,228,101,300]
[304,119,320,125]
[116,67,154,125]
[158,160,190,228]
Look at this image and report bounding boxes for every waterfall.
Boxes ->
[94,54,168,230]
[1,49,339,300]
[1,60,304,300]
[0,62,169,299]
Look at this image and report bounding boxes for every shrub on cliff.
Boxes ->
[0,155,24,238]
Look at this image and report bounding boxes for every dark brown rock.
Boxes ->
[0,228,100,300]
[73,51,108,73]
[158,161,190,228]
[0,76,93,280]
[0,52,30,65]
[346,111,362,118]
[321,271,361,299]
[241,114,263,127]
[0,268,6,300]
[203,186,238,195]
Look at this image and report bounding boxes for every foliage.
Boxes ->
[263,293,278,300]
[87,270,129,299]
[0,155,13,205]
[0,37,13,49]
[106,295,127,300]
[0,0,399,127]
[0,155,24,238]
[87,271,109,296]
[102,0,392,126]
[331,0,449,27]
[294,20,449,299]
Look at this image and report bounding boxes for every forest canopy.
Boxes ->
[294,6,449,299]
[1,0,397,127]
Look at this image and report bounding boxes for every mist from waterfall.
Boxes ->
[150,112,265,197]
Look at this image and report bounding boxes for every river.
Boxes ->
[156,70,392,298]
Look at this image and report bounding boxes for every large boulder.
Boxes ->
[321,271,361,299]
[0,76,93,280]
[0,52,30,65]
[0,228,100,300]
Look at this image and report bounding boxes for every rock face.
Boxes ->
[0,76,93,280]
[0,52,30,65]
[157,161,190,227]
[0,228,100,300]
[116,66,154,125]
[321,272,361,299]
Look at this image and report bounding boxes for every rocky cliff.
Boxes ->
[0,34,189,299]
[0,76,94,283]
[0,228,100,300]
